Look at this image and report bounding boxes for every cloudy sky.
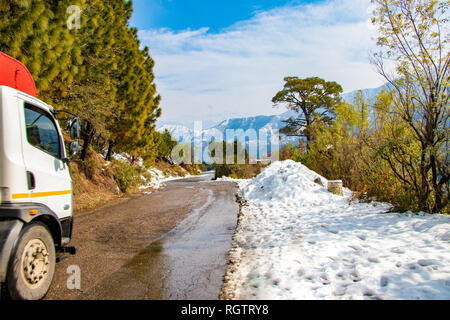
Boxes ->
[130,0,386,127]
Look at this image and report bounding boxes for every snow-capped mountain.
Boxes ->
[157,113,296,161]
[157,124,194,143]
[156,84,388,156]
[342,84,390,104]
[157,110,300,146]
[213,112,294,133]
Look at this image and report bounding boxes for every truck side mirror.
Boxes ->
[69,118,81,140]
[69,141,81,157]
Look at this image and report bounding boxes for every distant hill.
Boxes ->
[157,110,300,151]
[157,84,388,159]
[157,124,195,143]
[342,84,390,104]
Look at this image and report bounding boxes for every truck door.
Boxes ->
[18,97,72,219]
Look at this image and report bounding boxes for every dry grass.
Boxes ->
[214,163,264,180]
[70,148,121,213]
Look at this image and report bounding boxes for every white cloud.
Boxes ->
[139,0,386,125]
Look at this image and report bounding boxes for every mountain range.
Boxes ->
[157,84,388,148]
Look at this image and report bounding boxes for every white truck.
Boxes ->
[0,51,80,300]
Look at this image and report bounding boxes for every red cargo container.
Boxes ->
[0,51,37,98]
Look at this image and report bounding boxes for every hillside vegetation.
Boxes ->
[278,1,449,214]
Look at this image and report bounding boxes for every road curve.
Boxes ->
[45,172,239,300]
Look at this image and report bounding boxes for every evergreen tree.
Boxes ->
[0,0,78,98]
[272,76,343,147]
[108,19,161,161]
[0,0,163,165]
[58,0,123,160]
[155,129,178,160]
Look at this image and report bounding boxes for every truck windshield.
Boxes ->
[24,103,61,159]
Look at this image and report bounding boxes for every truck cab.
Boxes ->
[0,52,79,300]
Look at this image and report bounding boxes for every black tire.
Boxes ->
[6,223,56,300]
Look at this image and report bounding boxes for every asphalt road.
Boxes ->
[45,172,239,300]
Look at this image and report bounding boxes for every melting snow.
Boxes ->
[226,160,450,300]
[139,168,192,192]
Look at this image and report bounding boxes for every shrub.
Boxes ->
[214,163,263,180]
[111,160,144,193]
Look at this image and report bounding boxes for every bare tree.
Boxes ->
[371,0,449,212]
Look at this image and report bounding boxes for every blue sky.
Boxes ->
[130,0,324,32]
[130,0,385,127]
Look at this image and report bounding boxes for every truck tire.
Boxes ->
[6,223,55,300]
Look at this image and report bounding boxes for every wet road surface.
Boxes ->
[47,172,239,300]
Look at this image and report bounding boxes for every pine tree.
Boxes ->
[272,76,343,147]
[0,0,78,98]
[107,8,161,161]
[58,0,122,160]
[0,0,163,165]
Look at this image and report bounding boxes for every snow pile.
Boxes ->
[241,161,333,203]
[110,153,131,163]
[108,153,191,192]
[139,168,191,192]
[228,160,450,300]
[216,176,252,190]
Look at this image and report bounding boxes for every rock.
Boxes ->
[418,259,438,267]
[328,180,343,196]
[380,276,389,287]
[314,177,323,186]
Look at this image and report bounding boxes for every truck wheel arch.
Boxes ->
[0,220,24,285]
[0,205,63,286]
[29,215,62,249]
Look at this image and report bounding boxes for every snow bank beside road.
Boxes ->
[139,168,192,192]
[109,153,193,192]
[226,160,450,300]
[216,176,252,190]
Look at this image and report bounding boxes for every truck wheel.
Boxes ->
[6,223,56,300]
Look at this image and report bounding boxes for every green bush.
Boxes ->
[214,163,263,180]
[111,160,144,193]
